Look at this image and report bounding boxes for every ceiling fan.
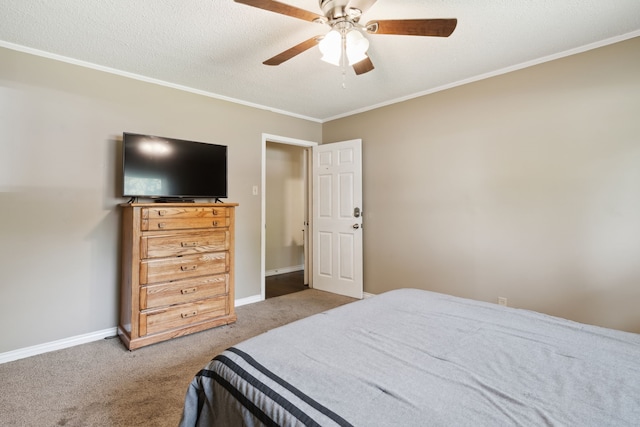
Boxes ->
[234,0,457,75]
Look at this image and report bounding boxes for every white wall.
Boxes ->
[265,142,306,273]
[0,47,321,353]
[324,36,640,333]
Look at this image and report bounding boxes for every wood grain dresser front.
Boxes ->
[118,203,237,350]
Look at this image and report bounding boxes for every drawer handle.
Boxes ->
[181,311,198,319]
[158,210,167,216]
[212,209,218,215]
[180,265,197,271]
[181,287,198,295]
[212,221,219,226]
[157,222,166,229]
[181,242,198,247]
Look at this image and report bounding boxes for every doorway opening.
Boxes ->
[261,134,318,300]
[265,270,306,298]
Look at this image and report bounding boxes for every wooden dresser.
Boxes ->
[118,203,238,350]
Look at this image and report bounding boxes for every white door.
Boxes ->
[312,139,363,299]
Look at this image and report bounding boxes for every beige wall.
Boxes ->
[323,36,640,333]
[0,47,321,353]
[2,36,639,355]
[265,142,306,273]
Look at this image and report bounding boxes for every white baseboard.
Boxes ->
[0,296,268,364]
[235,294,263,306]
[3,288,363,364]
[0,327,118,364]
[363,292,376,298]
[265,265,304,277]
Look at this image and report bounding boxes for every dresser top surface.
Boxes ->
[120,202,238,208]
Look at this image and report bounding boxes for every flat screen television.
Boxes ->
[122,132,227,201]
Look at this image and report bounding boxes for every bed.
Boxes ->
[179,289,640,426]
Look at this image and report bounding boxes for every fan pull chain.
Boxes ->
[341,31,347,89]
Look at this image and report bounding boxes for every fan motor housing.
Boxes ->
[320,0,361,21]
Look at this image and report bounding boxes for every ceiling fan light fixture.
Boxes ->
[319,27,369,67]
[319,29,342,65]
[345,29,369,65]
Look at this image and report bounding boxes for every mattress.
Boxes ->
[179,288,640,426]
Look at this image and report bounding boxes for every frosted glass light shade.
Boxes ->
[346,30,369,65]
[319,28,370,67]
[319,30,342,66]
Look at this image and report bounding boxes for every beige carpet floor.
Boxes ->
[0,289,355,427]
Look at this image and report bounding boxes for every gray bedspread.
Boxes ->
[180,289,640,426]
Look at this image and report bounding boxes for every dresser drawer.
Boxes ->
[141,207,228,231]
[141,230,229,259]
[140,296,228,336]
[140,252,229,285]
[140,274,228,310]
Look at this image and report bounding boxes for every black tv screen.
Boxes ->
[122,133,227,199]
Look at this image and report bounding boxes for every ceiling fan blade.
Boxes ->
[366,19,457,37]
[234,0,324,23]
[352,56,374,75]
[347,0,377,14]
[263,36,321,66]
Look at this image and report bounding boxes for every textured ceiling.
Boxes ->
[1,0,639,122]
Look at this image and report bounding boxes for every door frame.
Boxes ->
[261,133,318,300]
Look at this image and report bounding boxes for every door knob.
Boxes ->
[353,224,360,229]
